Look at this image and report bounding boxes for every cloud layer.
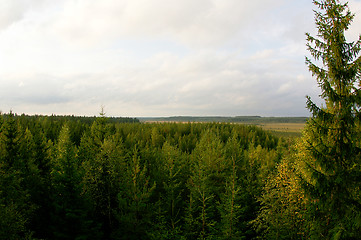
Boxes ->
[0,0,360,116]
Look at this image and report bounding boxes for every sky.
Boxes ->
[0,0,361,117]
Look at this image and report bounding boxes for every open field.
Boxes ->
[139,116,307,138]
[139,116,308,123]
[257,122,305,138]
[259,122,305,132]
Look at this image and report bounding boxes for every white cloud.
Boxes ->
[0,0,343,116]
[347,0,361,40]
[50,0,291,48]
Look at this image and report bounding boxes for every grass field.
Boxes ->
[257,123,305,138]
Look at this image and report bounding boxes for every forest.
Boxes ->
[1,0,361,239]
[0,112,287,239]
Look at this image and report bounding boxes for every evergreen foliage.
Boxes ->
[300,0,361,238]
[0,112,35,239]
[50,124,100,239]
[254,1,361,239]
[0,112,283,239]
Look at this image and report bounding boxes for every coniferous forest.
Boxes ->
[1,0,361,239]
[0,112,284,239]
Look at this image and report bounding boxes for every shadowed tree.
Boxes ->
[50,124,101,239]
[148,141,186,240]
[0,112,35,239]
[79,114,122,239]
[115,145,156,240]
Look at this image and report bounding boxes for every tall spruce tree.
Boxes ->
[50,124,100,239]
[149,141,186,239]
[0,113,32,239]
[301,0,361,238]
[115,145,156,239]
[186,130,226,239]
[80,115,123,238]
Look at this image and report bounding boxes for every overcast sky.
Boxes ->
[0,0,360,117]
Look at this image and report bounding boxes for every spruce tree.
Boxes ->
[116,145,156,239]
[27,121,53,239]
[186,130,226,239]
[80,116,123,238]
[0,112,34,239]
[301,0,361,238]
[218,131,244,239]
[149,141,185,239]
[50,124,100,239]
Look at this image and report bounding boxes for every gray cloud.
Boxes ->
[0,0,29,30]
[0,0,351,117]
[0,74,70,105]
[0,0,50,30]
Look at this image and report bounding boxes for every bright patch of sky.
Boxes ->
[0,0,360,117]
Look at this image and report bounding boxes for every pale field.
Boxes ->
[256,123,305,138]
[259,123,305,132]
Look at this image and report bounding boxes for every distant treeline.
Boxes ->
[5,113,140,124]
[140,116,308,124]
[1,113,139,145]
